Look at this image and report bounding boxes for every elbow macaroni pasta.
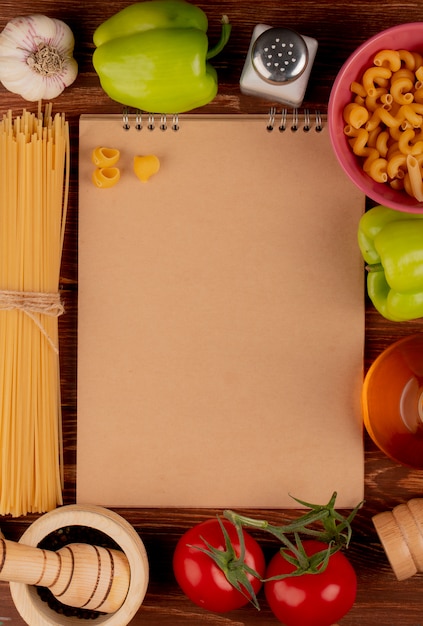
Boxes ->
[343,47,423,200]
[362,66,391,96]
[398,49,418,71]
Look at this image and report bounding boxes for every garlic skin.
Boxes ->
[0,15,78,101]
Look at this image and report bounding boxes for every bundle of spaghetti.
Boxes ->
[0,106,70,516]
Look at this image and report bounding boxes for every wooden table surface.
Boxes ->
[1,1,423,624]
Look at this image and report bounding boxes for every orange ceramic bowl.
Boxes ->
[362,334,423,468]
[328,23,423,213]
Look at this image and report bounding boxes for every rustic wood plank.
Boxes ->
[0,1,422,624]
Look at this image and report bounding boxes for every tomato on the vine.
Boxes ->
[173,518,265,613]
[264,540,357,626]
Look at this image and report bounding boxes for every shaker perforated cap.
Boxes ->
[251,27,309,84]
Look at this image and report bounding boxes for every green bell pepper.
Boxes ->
[358,204,423,321]
[92,0,231,114]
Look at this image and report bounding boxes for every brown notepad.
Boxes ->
[77,113,365,509]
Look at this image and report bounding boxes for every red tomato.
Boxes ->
[264,540,357,626]
[173,518,265,613]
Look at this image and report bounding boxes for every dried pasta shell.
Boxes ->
[92,167,120,188]
[91,146,120,167]
[134,155,160,182]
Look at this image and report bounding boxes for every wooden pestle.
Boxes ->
[372,498,423,581]
[0,534,130,613]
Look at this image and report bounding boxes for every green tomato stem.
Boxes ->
[206,15,231,60]
[225,508,329,538]
[193,491,364,609]
[223,492,363,576]
[227,511,311,572]
[190,516,262,610]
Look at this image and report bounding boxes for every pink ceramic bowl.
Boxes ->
[328,23,423,213]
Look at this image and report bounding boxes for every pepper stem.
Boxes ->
[365,263,384,273]
[206,15,232,60]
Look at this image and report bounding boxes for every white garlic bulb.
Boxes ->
[0,14,78,101]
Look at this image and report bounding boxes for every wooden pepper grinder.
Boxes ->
[372,499,423,581]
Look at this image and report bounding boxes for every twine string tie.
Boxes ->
[0,289,64,354]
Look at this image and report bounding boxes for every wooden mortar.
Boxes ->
[9,504,149,626]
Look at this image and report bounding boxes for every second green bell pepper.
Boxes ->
[358,204,423,321]
[92,0,231,114]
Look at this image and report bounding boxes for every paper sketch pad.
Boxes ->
[77,114,365,509]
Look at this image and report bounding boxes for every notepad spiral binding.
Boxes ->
[122,108,180,132]
[120,107,324,132]
[266,107,324,132]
